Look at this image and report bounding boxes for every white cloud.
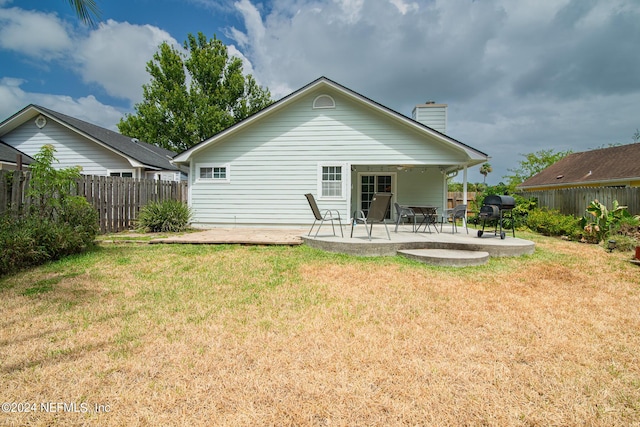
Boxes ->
[388,0,418,15]
[0,77,29,119]
[0,7,73,60]
[3,0,640,183]
[73,20,177,103]
[227,0,640,182]
[0,78,122,129]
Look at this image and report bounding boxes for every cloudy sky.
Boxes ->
[1,0,639,184]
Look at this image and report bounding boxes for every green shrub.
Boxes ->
[136,200,192,232]
[525,208,581,237]
[0,209,98,276]
[0,146,100,276]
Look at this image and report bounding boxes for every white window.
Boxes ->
[318,164,346,199]
[197,164,230,182]
[109,170,134,178]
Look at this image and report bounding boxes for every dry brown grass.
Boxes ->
[1,234,639,426]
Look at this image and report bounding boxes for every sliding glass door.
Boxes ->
[359,174,393,218]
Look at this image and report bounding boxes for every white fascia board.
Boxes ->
[0,108,40,136]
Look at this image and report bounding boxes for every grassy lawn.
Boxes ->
[1,233,639,426]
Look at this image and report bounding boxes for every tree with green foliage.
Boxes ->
[27,145,83,219]
[118,33,273,152]
[504,149,572,189]
[479,163,492,184]
[66,0,101,27]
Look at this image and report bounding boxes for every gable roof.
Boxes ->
[0,105,179,171]
[173,76,488,165]
[519,143,640,189]
[0,140,34,166]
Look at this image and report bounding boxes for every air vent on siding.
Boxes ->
[35,115,47,129]
[313,95,335,109]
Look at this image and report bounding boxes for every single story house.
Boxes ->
[0,104,185,181]
[173,77,489,228]
[518,142,640,191]
[0,140,34,170]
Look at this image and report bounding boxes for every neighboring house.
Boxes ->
[0,105,185,181]
[518,143,640,191]
[173,77,489,228]
[0,140,34,170]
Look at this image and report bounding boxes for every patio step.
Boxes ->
[397,249,489,267]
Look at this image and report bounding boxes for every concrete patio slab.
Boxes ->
[398,249,490,267]
[303,223,535,258]
[149,228,307,246]
[146,223,535,262]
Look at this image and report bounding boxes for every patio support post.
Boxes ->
[462,166,468,226]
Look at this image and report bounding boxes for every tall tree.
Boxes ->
[479,162,492,184]
[118,33,273,152]
[504,149,572,188]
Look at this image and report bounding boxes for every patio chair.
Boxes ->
[394,203,416,232]
[305,193,343,237]
[350,193,393,241]
[441,204,468,234]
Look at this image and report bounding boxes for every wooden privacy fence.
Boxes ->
[518,187,640,217]
[0,170,188,233]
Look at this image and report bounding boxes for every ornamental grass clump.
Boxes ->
[136,199,192,232]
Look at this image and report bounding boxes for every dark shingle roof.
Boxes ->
[32,105,179,171]
[0,140,34,165]
[519,143,640,188]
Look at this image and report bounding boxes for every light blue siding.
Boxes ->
[188,89,470,227]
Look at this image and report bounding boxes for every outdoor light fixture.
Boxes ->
[607,239,617,253]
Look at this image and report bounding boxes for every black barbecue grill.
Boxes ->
[477,195,515,239]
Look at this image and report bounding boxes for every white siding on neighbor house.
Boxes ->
[2,118,136,176]
[189,89,468,227]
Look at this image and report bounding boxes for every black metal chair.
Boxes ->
[394,203,416,232]
[441,204,468,234]
[350,193,393,241]
[305,193,343,237]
